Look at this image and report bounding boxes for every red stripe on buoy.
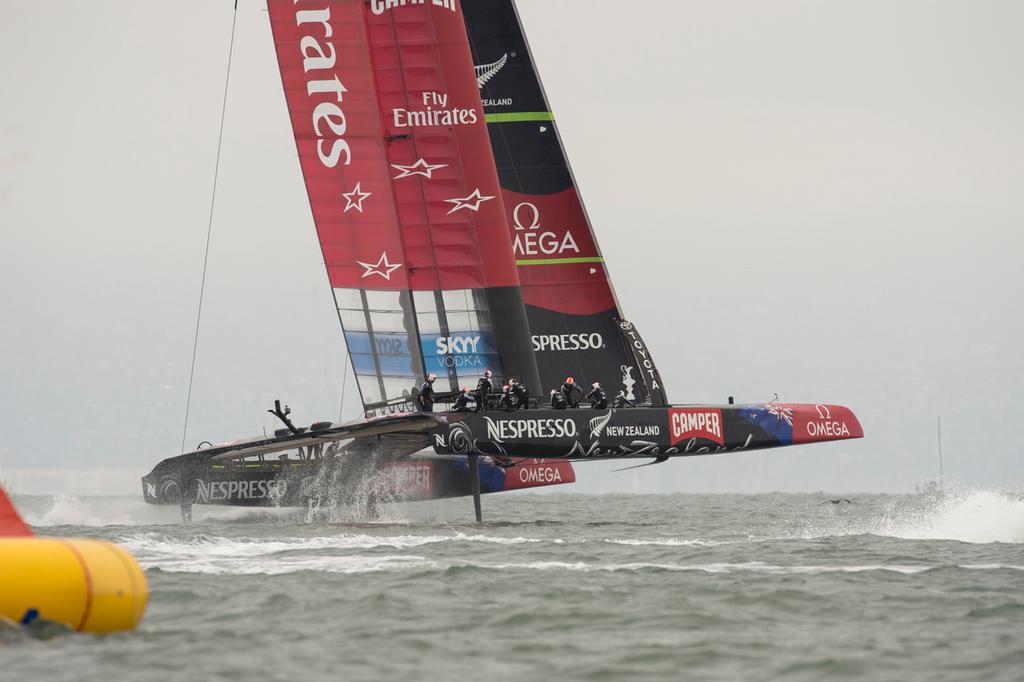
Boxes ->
[59,540,95,631]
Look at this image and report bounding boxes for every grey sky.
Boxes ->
[1,1,1021,494]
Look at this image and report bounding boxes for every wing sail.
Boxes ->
[267,0,541,415]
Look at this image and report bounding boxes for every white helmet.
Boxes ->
[427,373,437,382]
[592,382,601,389]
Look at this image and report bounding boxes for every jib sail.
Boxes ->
[267,0,541,414]
[461,1,654,402]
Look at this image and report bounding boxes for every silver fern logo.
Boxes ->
[475,53,508,89]
[588,410,614,440]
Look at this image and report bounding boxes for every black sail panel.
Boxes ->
[462,0,653,401]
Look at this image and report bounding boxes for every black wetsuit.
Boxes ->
[560,382,583,408]
[475,376,493,412]
[586,386,608,410]
[550,392,568,410]
[510,382,530,410]
[499,391,515,411]
[417,380,436,412]
[613,392,636,408]
[452,392,474,412]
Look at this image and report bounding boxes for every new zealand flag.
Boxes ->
[737,405,795,444]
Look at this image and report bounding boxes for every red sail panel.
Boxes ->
[268,1,541,412]
[269,1,409,289]
[267,0,520,292]
[505,188,614,316]
[366,4,520,291]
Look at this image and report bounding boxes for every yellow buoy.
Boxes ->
[0,488,148,634]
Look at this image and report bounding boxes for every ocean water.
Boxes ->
[4,490,1024,681]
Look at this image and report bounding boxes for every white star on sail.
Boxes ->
[445,188,495,215]
[356,252,402,280]
[342,182,372,213]
[392,159,447,180]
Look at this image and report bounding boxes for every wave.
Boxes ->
[138,554,1024,576]
[18,494,422,528]
[21,494,161,527]
[605,538,723,547]
[19,494,295,527]
[145,554,438,576]
[118,530,544,558]
[794,489,1024,544]
[876,489,1024,544]
[118,532,730,565]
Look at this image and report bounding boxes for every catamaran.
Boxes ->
[142,0,862,520]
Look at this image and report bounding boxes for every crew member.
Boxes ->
[510,378,530,410]
[417,373,437,412]
[475,370,493,412]
[586,382,607,409]
[613,390,636,408]
[560,377,583,408]
[507,378,519,409]
[498,384,516,411]
[550,389,568,410]
[452,387,474,412]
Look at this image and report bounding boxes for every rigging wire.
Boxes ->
[180,2,240,454]
[337,356,350,424]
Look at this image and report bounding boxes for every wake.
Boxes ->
[18,494,420,528]
[876,489,1024,544]
[800,489,1024,544]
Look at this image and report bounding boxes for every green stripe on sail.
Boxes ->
[515,257,605,266]
[485,111,555,124]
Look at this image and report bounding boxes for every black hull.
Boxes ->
[142,455,573,508]
[432,404,863,460]
[141,403,859,510]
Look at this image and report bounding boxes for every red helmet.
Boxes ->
[566,377,574,384]
[503,384,510,391]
